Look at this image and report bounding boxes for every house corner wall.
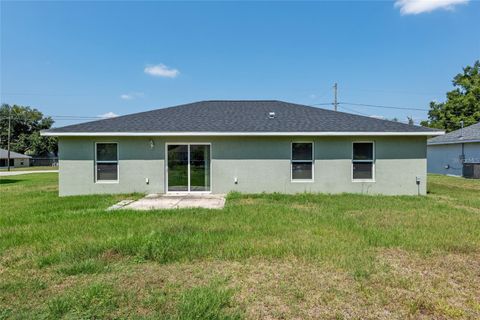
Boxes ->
[58,137,165,196]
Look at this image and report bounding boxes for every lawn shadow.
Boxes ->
[0,179,20,184]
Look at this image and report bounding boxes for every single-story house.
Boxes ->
[0,148,31,168]
[42,100,443,196]
[427,122,480,177]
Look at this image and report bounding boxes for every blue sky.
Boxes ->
[1,1,479,126]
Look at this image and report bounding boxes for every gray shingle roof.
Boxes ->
[428,122,480,145]
[45,100,441,134]
[0,148,31,159]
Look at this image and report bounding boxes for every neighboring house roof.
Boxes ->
[428,122,480,145]
[42,100,443,136]
[0,148,31,159]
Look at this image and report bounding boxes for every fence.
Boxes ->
[30,157,58,167]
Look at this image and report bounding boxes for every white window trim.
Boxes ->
[352,141,375,183]
[95,142,119,183]
[291,141,314,183]
[165,142,212,194]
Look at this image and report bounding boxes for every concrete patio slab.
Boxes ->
[110,194,226,210]
[106,199,135,211]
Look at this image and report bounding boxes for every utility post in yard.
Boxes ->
[7,105,11,171]
[333,82,338,111]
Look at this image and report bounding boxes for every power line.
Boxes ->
[339,87,444,96]
[0,115,102,120]
[338,106,428,124]
[338,105,370,117]
[1,92,94,97]
[340,102,428,112]
[311,101,428,112]
[311,102,334,106]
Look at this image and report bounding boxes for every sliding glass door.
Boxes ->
[190,145,211,191]
[167,145,189,192]
[167,144,211,192]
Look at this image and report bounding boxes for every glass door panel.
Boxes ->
[167,145,188,192]
[190,145,211,192]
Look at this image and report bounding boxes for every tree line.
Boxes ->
[0,104,57,156]
[420,60,480,132]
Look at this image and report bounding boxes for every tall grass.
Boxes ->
[1,174,479,269]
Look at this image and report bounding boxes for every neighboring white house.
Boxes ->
[0,148,31,168]
[427,122,480,177]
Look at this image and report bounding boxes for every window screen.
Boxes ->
[292,142,313,180]
[352,142,374,180]
[96,143,118,181]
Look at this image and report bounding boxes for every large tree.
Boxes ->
[421,61,480,132]
[0,104,57,156]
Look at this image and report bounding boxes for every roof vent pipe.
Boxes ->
[268,112,276,119]
[460,120,464,139]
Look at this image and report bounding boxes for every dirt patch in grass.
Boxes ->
[2,254,480,319]
[290,203,319,211]
[436,199,480,214]
[99,249,125,262]
[122,254,474,318]
[235,198,270,206]
[74,254,478,319]
[374,249,480,319]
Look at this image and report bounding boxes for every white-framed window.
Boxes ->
[291,142,314,182]
[95,142,118,182]
[352,141,375,182]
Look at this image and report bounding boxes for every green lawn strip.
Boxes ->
[0,166,58,172]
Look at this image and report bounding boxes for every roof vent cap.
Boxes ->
[268,111,276,119]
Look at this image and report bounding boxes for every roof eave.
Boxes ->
[41,131,445,137]
[428,139,480,146]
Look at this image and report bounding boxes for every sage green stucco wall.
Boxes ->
[58,136,427,196]
[58,137,165,196]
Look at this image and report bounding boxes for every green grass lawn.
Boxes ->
[1,173,479,319]
[0,166,58,172]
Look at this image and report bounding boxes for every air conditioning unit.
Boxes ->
[463,163,480,179]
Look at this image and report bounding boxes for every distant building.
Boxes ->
[427,122,480,176]
[0,148,31,168]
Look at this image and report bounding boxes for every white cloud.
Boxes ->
[394,0,469,15]
[120,94,133,100]
[144,64,179,78]
[99,112,119,118]
[120,92,144,100]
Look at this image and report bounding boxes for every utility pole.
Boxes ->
[333,82,338,111]
[7,105,11,171]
